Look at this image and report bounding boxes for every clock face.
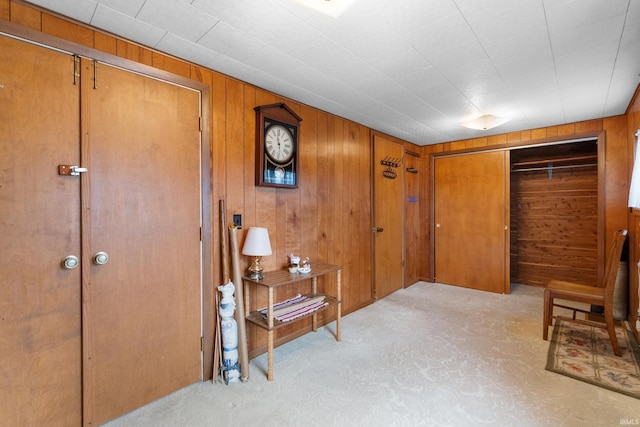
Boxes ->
[265,124,294,163]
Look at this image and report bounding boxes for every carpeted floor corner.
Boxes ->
[546,320,640,399]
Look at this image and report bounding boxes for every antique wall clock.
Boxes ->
[254,103,303,188]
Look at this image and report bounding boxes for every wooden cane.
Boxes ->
[212,292,223,383]
[212,200,228,382]
[220,200,230,283]
[230,225,250,381]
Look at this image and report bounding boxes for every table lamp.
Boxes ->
[242,227,272,280]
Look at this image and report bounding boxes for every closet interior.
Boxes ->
[510,140,599,287]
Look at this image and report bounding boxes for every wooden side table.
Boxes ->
[243,263,342,381]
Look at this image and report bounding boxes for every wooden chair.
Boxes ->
[543,229,628,357]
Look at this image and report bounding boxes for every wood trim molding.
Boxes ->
[0,19,207,93]
[430,131,604,159]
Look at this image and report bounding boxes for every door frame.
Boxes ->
[0,13,214,394]
[429,131,606,288]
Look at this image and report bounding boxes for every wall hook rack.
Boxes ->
[383,167,397,179]
[380,156,400,168]
[381,156,400,179]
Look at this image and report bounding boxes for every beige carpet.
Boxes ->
[105,282,639,426]
[546,320,640,399]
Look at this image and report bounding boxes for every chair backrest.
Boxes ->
[602,229,628,304]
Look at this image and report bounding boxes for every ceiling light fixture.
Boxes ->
[462,114,509,131]
[295,0,357,18]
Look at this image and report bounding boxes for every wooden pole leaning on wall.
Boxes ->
[212,200,228,383]
[220,200,230,283]
[229,225,250,382]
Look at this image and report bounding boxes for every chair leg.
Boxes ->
[543,290,551,341]
[604,312,622,357]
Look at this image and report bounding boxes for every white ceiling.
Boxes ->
[23,0,640,145]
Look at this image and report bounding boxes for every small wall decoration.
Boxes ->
[381,156,400,179]
[254,103,303,188]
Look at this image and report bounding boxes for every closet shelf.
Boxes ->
[511,154,597,172]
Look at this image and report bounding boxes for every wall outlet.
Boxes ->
[233,214,242,228]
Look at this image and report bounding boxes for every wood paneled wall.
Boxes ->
[419,117,634,321]
[404,149,422,286]
[510,165,599,287]
[0,0,396,358]
[427,120,630,248]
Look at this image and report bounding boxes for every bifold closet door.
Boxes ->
[434,151,509,293]
[82,60,203,426]
[0,36,82,425]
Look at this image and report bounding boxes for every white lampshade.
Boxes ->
[242,227,272,256]
[629,129,640,208]
[462,114,509,131]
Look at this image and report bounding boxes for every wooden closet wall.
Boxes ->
[510,140,599,287]
[431,137,603,294]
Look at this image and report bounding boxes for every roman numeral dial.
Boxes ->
[265,124,294,163]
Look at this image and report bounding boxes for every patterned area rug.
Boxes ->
[546,320,640,399]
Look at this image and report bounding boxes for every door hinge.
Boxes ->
[199,117,202,131]
[201,337,204,351]
[92,59,98,89]
[73,55,80,85]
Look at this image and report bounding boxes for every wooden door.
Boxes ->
[82,61,203,425]
[373,135,404,299]
[434,151,509,293]
[0,36,82,425]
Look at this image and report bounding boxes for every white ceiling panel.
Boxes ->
[373,47,433,79]
[97,0,145,17]
[24,0,97,22]
[206,54,264,86]
[606,68,640,111]
[544,0,629,33]
[499,58,558,91]
[91,5,166,48]
[136,0,217,42]
[155,32,217,65]
[21,0,640,145]
[198,21,263,62]
[301,0,390,41]
[243,46,297,78]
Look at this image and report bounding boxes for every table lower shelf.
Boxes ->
[246,293,340,331]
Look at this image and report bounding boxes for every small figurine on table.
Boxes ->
[299,257,311,273]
